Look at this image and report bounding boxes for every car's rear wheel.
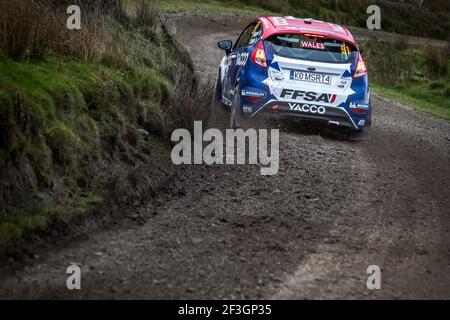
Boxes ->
[365,107,372,127]
[230,85,242,129]
[215,70,226,108]
[211,69,230,129]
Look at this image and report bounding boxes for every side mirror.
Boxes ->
[218,40,233,54]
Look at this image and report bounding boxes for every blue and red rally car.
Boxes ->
[216,16,371,137]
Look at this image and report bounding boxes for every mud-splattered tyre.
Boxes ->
[210,70,230,129]
[215,70,227,109]
[230,85,242,129]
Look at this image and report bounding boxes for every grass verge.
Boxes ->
[153,0,271,14]
[360,40,450,122]
[371,83,450,122]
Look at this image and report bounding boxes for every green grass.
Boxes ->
[0,207,54,250]
[155,0,272,14]
[372,82,450,122]
[360,40,450,122]
[0,56,91,121]
[0,193,104,251]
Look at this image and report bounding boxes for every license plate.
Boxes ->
[290,71,331,84]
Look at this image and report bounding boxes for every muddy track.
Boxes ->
[0,13,449,299]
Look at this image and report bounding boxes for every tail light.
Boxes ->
[350,107,367,115]
[303,33,325,38]
[251,41,268,68]
[244,96,264,104]
[353,53,367,78]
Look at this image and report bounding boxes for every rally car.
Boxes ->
[215,16,371,137]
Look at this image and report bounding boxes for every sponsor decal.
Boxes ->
[340,45,351,55]
[243,106,253,113]
[349,101,369,109]
[300,41,325,50]
[222,96,232,106]
[284,16,302,21]
[285,17,325,24]
[241,88,267,98]
[271,70,285,81]
[338,79,350,88]
[249,31,262,45]
[288,103,326,115]
[327,23,345,33]
[280,89,337,103]
[284,26,339,35]
[249,23,263,46]
[236,52,249,66]
[270,17,289,27]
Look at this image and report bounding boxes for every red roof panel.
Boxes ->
[259,16,356,45]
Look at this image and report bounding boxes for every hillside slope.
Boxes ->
[210,0,450,40]
[0,0,210,252]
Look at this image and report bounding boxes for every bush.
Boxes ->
[361,40,413,85]
[0,0,58,59]
[423,48,449,79]
[429,81,446,90]
[0,0,124,62]
[133,0,162,42]
[258,0,288,12]
[445,86,450,97]
[164,64,213,134]
[134,0,159,27]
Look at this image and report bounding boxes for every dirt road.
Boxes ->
[0,13,449,299]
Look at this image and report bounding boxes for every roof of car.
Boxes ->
[259,16,356,45]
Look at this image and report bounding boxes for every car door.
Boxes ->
[224,21,258,98]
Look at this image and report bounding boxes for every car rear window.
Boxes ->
[266,33,357,64]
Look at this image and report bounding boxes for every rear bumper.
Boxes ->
[248,100,359,129]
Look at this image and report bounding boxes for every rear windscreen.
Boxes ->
[266,34,357,64]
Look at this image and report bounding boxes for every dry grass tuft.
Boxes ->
[0,0,124,62]
[166,64,214,134]
[423,48,449,79]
